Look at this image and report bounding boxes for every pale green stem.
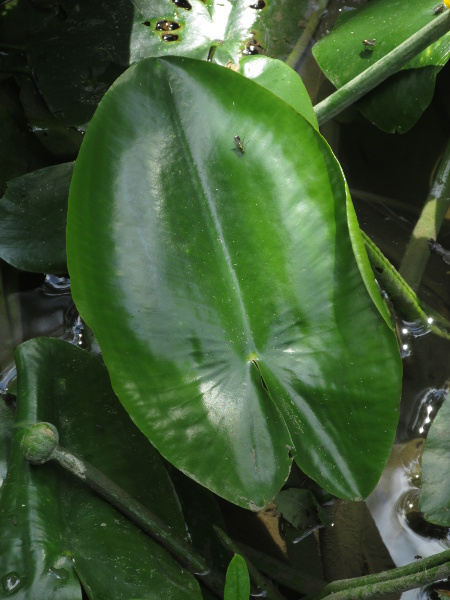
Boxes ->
[362,231,450,339]
[399,138,450,290]
[214,526,288,600]
[306,549,450,600]
[314,9,450,126]
[285,0,330,69]
[21,423,225,598]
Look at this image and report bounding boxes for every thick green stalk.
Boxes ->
[20,422,225,599]
[285,0,330,69]
[399,138,450,290]
[307,550,450,600]
[314,9,450,126]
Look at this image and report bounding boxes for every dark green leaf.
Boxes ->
[275,488,327,531]
[224,555,250,600]
[17,77,83,159]
[419,392,450,526]
[0,400,14,499]
[0,163,73,273]
[67,56,401,508]
[0,105,27,195]
[0,338,201,599]
[28,0,310,127]
[312,0,450,132]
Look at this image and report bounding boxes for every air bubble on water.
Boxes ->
[1,572,22,594]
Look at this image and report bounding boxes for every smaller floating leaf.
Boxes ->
[224,555,250,600]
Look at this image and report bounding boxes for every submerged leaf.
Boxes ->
[419,392,450,526]
[0,163,73,273]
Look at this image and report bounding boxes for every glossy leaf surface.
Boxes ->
[0,338,201,599]
[238,56,318,130]
[0,164,73,273]
[312,0,450,133]
[419,392,450,526]
[29,0,309,127]
[67,56,401,509]
[224,555,250,600]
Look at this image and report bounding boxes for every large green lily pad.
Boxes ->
[67,56,402,509]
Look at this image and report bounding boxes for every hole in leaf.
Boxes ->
[171,0,192,10]
[249,0,266,8]
[161,33,180,42]
[155,19,180,31]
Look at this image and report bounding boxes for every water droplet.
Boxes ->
[1,572,22,594]
[48,568,69,582]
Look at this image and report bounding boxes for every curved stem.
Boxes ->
[285,0,330,69]
[21,425,225,599]
[314,9,450,126]
[362,230,450,339]
[399,138,450,290]
[306,550,450,600]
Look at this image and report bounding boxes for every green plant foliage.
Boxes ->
[67,56,402,509]
[0,163,73,273]
[0,337,201,599]
[419,392,450,526]
[312,0,450,133]
[0,400,14,500]
[0,105,27,195]
[27,0,309,128]
[238,55,318,130]
[274,488,329,531]
[224,555,250,600]
[17,77,83,159]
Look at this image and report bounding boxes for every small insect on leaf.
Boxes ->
[362,38,376,47]
[433,4,444,14]
[234,135,245,154]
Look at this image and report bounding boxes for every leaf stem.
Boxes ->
[285,0,330,69]
[399,137,450,290]
[361,230,450,339]
[314,9,450,126]
[306,550,450,600]
[20,423,225,599]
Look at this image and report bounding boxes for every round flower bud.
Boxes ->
[20,422,59,465]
